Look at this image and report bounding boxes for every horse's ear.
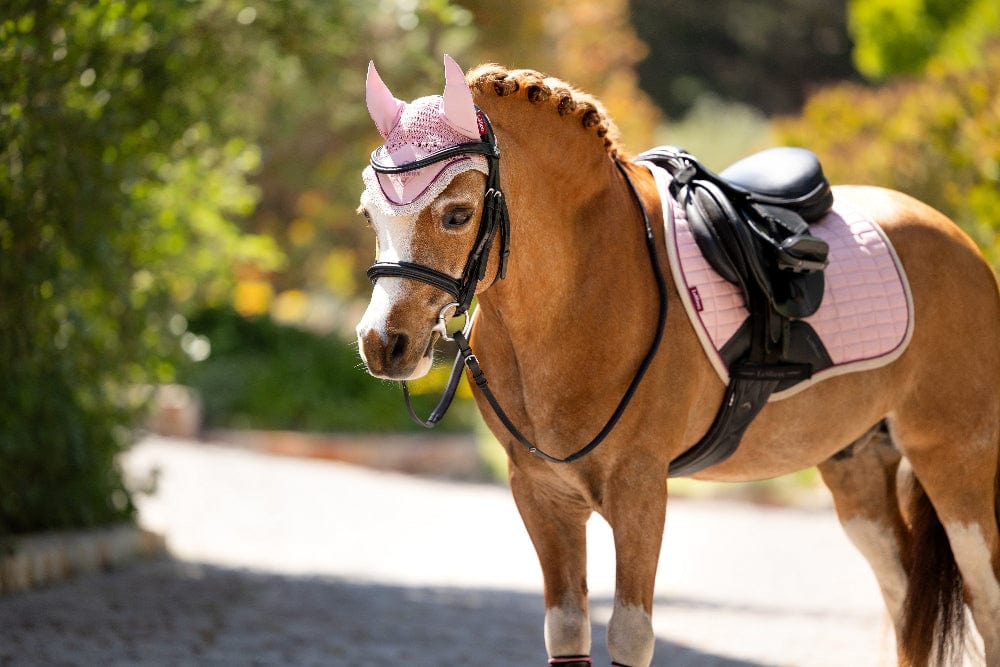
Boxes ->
[442,54,480,140]
[366,61,405,139]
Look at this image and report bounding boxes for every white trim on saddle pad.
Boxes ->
[640,161,915,401]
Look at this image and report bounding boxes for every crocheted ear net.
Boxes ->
[364,95,488,216]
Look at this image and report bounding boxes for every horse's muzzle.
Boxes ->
[357,326,433,381]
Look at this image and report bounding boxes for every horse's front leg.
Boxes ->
[510,465,594,665]
[604,459,669,667]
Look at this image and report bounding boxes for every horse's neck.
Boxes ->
[484,151,638,338]
[474,135,661,443]
[478,103,639,318]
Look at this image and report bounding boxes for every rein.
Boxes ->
[367,112,667,464]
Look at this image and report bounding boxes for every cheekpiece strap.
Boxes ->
[372,108,515,429]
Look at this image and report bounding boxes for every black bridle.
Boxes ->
[366,108,510,316]
[366,108,667,463]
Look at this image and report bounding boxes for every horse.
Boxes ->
[354,56,1000,666]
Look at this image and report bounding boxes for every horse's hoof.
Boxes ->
[548,657,592,667]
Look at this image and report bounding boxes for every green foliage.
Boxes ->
[848,0,1000,79]
[0,0,482,535]
[233,0,477,302]
[0,2,280,535]
[631,0,859,117]
[775,43,1000,267]
[178,307,477,433]
[655,94,773,170]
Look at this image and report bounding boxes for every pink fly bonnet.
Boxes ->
[362,55,488,215]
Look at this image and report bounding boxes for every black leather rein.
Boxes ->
[366,110,667,464]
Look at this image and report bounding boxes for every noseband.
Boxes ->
[365,108,511,316]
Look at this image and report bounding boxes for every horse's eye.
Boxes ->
[443,207,473,228]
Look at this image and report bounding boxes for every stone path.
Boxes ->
[0,436,901,666]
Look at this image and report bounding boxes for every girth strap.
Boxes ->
[666,361,811,477]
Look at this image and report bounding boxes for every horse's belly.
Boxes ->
[686,368,898,482]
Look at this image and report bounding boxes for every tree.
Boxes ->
[774,42,1000,267]
[244,0,661,310]
[0,0,488,534]
[223,0,478,311]
[630,0,860,117]
[0,1,281,535]
[460,0,661,151]
[849,0,1000,78]
[775,0,1000,267]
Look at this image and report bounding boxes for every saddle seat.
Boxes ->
[719,146,834,220]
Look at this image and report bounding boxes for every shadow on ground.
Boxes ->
[0,558,763,666]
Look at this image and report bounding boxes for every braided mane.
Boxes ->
[467,64,622,159]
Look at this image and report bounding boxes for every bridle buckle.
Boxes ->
[431,302,473,342]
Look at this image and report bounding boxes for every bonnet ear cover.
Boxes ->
[441,54,481,140]
[366,61,406,139]
[361,55,489,213]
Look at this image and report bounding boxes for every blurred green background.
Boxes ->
[1,0,997,535]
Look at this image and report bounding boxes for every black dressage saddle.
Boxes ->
[641,145,831,319]
[637,146,837,476]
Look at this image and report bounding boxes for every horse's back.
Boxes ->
[836,186,1000,438]
[834,184,990,261]
[834,183,999,432]
[832,184,999,336]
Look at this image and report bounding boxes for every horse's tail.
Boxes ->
[898,479,966,667]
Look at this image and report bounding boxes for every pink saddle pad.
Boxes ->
[640,161,914,400]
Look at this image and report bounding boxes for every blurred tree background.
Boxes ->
[1,0,997,534]
[776,0,1000,265]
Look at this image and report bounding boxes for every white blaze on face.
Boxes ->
[355,189,425,373]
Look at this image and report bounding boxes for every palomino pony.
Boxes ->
[355,56,1000,666]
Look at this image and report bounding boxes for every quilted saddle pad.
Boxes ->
[641,161,914,400]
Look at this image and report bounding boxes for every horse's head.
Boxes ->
[355,55,508,380]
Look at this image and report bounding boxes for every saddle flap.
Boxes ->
[685,182,744,286]
[683,179,825,319]
[771,270,824,319]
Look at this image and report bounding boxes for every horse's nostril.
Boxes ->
[387,332,409,365]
